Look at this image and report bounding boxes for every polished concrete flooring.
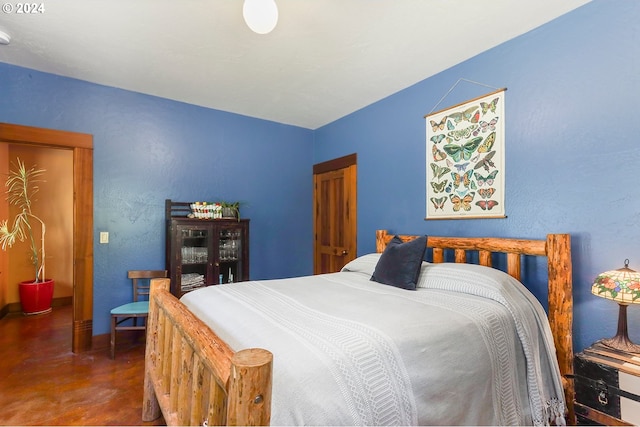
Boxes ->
[0,305,164,426]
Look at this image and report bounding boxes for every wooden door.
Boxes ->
[313,154,357,274]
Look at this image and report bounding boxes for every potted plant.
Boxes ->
[220,201,241,219]
[0,158,54,315]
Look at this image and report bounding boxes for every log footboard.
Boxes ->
[142,278,273,426]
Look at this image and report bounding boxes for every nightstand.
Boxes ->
[574,344,640,425]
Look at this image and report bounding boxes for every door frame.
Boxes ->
[0,123,94,352]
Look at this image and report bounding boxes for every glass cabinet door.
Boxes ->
[217,227,244,284]
[178,226,211,293]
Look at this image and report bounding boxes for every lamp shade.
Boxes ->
[592,259,640,304]
[243,0,278,34]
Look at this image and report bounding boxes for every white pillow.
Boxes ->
[342,254,431,281]
[341,253,382,276]
[416,262,435,289]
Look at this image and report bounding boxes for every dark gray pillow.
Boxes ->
[370,235,427,290]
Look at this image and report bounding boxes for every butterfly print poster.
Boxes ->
[425,88,506,219]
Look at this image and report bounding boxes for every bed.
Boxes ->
[142,230,573,425]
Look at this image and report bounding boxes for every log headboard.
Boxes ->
[375,230,574,424]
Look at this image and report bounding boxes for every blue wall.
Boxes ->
[315,0,640,352]
[1,0,638,351]
[0,65,315,335]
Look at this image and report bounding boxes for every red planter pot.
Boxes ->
[19,279,55,315]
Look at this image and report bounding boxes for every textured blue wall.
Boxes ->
[314,0,640,353]
[0,65,314,335]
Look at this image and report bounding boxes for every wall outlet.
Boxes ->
[99,231,109,244]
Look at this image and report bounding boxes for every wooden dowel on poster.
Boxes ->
[426,79,507,117]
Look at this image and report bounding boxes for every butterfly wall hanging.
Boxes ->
[425,87,506,219]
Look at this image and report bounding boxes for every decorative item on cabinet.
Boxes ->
[220,201,240,219]
[165,199,249,297]
[187,200,241,220]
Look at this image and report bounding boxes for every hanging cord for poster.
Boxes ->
[428,78,503,116]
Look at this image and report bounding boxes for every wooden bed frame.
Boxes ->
[142,230,573,426]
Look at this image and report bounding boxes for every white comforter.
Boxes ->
[180,256,565,426]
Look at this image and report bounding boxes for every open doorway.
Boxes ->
[0,123,94,352]
[4,145,74,307]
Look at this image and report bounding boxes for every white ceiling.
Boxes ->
[0,0,590,130]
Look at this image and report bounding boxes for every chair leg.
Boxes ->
[110,315,116,359]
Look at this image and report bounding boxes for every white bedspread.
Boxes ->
[180,259,565,426]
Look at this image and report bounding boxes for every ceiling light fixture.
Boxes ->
[243,0,278,35]
[0,30,11,45]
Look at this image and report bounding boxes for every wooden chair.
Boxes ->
[110,270,167,359]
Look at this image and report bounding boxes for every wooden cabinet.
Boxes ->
[574,344,640,425]
[165,200,249,297]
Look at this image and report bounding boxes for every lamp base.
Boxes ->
[594,336,640,355]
